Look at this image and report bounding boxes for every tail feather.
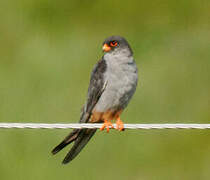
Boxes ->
[51,129,80,155]
[51,128,97,164]
[62,129,97,164]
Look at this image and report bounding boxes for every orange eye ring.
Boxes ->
[110,41,118,47]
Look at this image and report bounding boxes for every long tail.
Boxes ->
[51,128,97,164]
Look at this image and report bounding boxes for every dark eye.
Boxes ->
[110,41,118,47]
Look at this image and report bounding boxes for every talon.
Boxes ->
[100,120,114,133]
[116,117,124,131]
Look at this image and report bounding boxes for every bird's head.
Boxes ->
[102,36,133,56]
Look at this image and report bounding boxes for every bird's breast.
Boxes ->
[94,61,138,112]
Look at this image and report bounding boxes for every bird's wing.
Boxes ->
[51,58,107,164]
[79,58,107,123]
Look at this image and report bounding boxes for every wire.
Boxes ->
[0,123,210,130]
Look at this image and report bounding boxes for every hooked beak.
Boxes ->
[102,43,111,52]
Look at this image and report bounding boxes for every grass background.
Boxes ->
[0,0,210,179]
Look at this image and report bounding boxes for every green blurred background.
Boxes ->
[0,0,210,179]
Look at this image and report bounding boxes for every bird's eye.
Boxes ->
[110,41,118,47]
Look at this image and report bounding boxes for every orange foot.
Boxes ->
[100,120,114,133]
[116,117,124,131]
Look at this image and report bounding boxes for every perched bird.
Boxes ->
[52,36,138,164]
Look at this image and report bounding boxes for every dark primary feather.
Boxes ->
[51,58,107,164]
[85,57,107,114]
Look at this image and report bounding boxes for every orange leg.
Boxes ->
[116,116,124,131]
[100,120,114,133]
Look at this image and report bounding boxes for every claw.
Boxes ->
[116,117,124,131]
[100,120,114,133]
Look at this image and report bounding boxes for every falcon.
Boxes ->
[52,36,138,164]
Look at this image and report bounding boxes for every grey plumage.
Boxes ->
[52,36,138,164]
[52,59,107,164]
[94,37,138,112]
